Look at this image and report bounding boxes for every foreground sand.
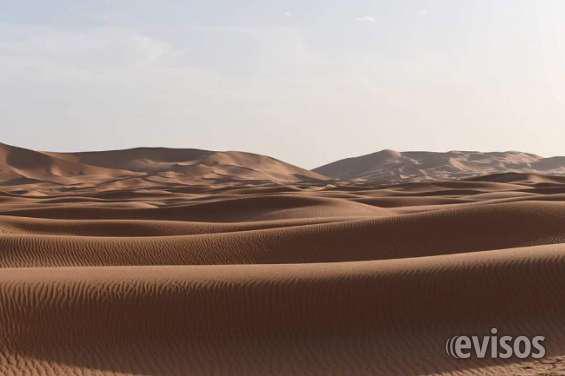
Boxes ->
[2,173,565,375]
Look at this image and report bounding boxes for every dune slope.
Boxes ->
[314,149,565,183]
[2,145,565,375]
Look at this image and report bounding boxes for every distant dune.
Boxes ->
[0,143,327,195]
[2,143,565,375]
[314,149,565,183]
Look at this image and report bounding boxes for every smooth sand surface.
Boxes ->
[2,146,565,375]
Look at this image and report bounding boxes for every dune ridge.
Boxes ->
[315,149,565,183]
[2,143,565,375]
[0,143,328,197]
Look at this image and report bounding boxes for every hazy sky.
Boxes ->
[1,1,564,168]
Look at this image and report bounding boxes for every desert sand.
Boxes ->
[1,143,565,375]
[314,149,565,183]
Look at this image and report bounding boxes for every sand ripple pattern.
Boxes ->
[2,175,565,375]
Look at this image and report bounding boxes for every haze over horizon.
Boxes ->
[2,0,565,168]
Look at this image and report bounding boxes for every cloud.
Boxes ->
[355,16,376,23]
[418,9,429,16]
[0,26,176,69]
[284,11,292,17]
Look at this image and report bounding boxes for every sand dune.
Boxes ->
[2,246,565,375]
[0,142,136,185]
[0,194,389,221]
[0,143,328,197]
[315,149,565,183]
[0,201,564,268]
[2,144,565,375]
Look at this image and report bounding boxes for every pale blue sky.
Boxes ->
[1,1,564,167]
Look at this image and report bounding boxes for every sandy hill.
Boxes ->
[314,149,565,183]
[0,142,134,186]
[2,161,565,374]
[3,142,565,374]
[53,147,328,184]
[0,143,328,192]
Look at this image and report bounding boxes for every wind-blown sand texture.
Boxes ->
[1,143,565,375]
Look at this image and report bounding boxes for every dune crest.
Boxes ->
[315,149,565,183]
[0,143,328,196]
[2,143,565,375]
